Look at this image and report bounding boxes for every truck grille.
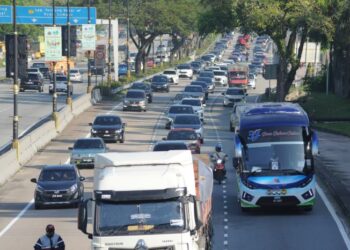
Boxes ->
[256,196,300,206]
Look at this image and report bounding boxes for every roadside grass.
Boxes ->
[312,122,350,137]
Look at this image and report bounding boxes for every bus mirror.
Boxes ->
[311,131,319,156]
[234,135,243,158]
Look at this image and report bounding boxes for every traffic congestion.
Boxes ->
[0,18,350,250]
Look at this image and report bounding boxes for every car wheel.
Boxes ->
[122,107,126,111]
[230,123,235,132]
[166,88,170,93]
[19,88,24,92]
[200,138,204,144]
[120,134,125,143]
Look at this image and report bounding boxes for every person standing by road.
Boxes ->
[34,224,65,250]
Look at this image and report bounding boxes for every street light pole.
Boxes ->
[12,0,19,157]
[107,0,112,86]
[52,0,58,128]
[86,0,93,93]
[66,0,72,109]
[126,0,131,79]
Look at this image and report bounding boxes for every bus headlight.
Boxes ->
[302,189,314,200]
[242,191,254,202]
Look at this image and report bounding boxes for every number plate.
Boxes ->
[52,194,63,198]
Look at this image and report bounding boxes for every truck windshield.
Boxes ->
[240,127,309,174]
[96,200,186,236]
[229,71,247,79]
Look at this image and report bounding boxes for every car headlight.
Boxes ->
[115,129,122,133]
[35,185,44,193]
[69,184,78,193]
[124,100,130,104]
[139,100,145,105]
[91,129,97,133]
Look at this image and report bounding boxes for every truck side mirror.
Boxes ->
[234,135,243,158]
[311,131,319,156]
[78,199,92,238]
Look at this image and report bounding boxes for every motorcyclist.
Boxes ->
[211,144,228,164]
[34,224,65,250]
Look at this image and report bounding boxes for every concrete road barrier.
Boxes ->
[0,150,21,186]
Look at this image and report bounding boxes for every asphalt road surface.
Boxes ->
[0,37,349,250]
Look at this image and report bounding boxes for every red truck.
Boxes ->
[228,64,249,88]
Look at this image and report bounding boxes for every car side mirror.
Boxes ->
[88,122,93,126]
[202,103,206,107]
[221,92,225,95]
[122,122,126,127]
[162,137,166,140]
[245,93,248,96]
[30,178,37,183]
[68,147,73,150]
[79,176,86,181]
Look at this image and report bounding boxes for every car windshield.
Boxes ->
[94,116,121,125]
[177,65,190,69]
[226,89,245,95]
[96,200,185,236]
[191,62,200,67]
[229,71,247,79]
[174,115,200,125]
[240,127,308,173]
[201,56,211,61]
[152,76,168,82]
[181,99,201,106]
[214,71,226,76]
[27,69,38,72]
[126,91,145,98]
[167,131,198,140]
[184,86,203,92]
[70,70,79,73]
[169,106,193,114]
[153,143,188,151]
[39,169,76,181]
[56,76,67,81]
[74,139,104,149]
[163,71,176,75]
[28,74,39,80]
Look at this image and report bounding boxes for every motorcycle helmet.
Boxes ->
[215,144,222,152]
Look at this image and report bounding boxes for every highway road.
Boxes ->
[0,36,349,250]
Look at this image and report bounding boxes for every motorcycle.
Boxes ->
[212,158,226,184]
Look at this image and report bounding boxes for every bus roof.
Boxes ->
[240,102,310,129]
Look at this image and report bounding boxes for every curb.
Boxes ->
[316,157,350,226]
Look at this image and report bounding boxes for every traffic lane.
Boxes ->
[0,79,88,147]
[208,93,348,249]
[0,77,192,249]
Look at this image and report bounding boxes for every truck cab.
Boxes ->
[78,151,213,250]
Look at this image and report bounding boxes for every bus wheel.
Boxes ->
[303,206,313,212]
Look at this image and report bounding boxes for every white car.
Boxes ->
[176,64,193,79]
[155,55,170,64]
[248,73,256,89]
[163,69,179,84]
[213,70,228,86]
[180,98,205,121]
[49,75,73,95]
[222,87,247,107]
[69,69,82,82]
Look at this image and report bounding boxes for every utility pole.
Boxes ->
[86,0,93,93]
[12,0,19,157]
[126,0,131,79]
[66,0,72,110]
[107,0,112,86]
[52,0,58,128]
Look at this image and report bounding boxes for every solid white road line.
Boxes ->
[0,101,123,238]
[316,184,350,249]
[0,199,34,238]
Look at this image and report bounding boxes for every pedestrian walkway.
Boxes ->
[317,131,350,223]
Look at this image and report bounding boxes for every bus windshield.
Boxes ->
[239,126,309,174]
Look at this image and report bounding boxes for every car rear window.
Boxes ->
[177,64,191,69]
[167,131,198,140]
[174,115,200,125]
[126,91,145,98]
[39,169,76,181]
[213,71,226,76]
[226,89,245,95]
[56,76,67,81]
[74,139,104,149]
[164,70,176,75]
[169,106,193,114]
[131,83,149,90]
[153,143,188,151]
[28,74,39,80]
[181,99,201,106]
[152,75,168,82]
[184,86,203,92]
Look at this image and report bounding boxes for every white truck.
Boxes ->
[78,150,214,250]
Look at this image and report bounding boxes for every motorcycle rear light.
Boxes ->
[242,192,254,202]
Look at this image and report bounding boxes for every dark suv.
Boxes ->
[151,74,170,92]
[90,115,126,143]
[20,73,44,92]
